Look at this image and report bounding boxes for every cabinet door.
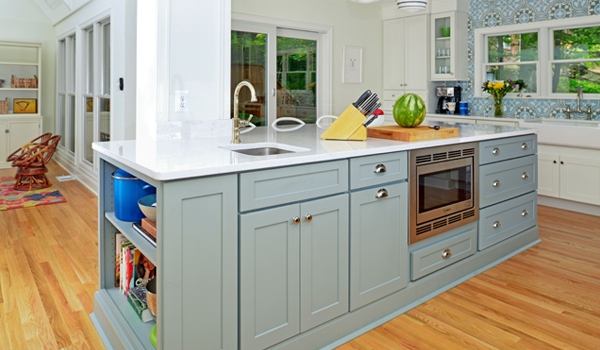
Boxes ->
[0,121,7,167]
[350,182,408,311]
[560,154,600,205]
[537,152,560,197]
[240,205,300,350]
[300,194,349,332]
[404,15,428,91]
[383,18,406,90]
[8,120,40,152]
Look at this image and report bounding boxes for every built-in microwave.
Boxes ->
[409,142,479,244]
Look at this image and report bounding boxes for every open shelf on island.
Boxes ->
[106,212,157,264]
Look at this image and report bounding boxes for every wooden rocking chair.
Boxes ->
[10,134,61,191]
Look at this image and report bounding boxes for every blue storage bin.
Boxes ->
[112,169,156,221]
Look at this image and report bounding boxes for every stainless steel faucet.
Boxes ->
[232,81,258,144]
[566,86,592,120]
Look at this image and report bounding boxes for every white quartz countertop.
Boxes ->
[92,124,536,181]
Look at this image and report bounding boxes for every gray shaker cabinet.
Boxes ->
[240,194,349,350]
[349,182,409,311]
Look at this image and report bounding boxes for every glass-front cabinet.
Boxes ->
[430,11,468,81]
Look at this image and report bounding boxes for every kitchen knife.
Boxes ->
[353,90,371,108]
[358,94,378,114]
[366,103,382,117]
[363,115,379,127]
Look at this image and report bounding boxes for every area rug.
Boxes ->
[0,177,67,211]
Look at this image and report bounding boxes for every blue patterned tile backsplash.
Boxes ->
[453,0,600,120]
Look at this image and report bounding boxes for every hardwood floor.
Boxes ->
[1,162,599,349]
[338,206,600,349]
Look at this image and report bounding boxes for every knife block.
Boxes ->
[320,105,367,141]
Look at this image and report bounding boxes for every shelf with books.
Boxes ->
[106,212,157,264]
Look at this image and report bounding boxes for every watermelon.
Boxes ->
[393,93,426,128]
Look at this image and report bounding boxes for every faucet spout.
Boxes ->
[232,81,258,144]
[577,86,583,109]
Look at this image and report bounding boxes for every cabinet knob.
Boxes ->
[560,161,564,165]
[304,214,313,222]
[553,160,557,164]
[375,189,389,199]
[521,172,529,179]
[492,147,500,154]
[492,220,501,229]
[442,248,452,259]
[4,129,8,133]
[374,163,387,174]
[521,210,529,217]
[292,217,300,225]
[521,142,528,149]
[492,179,501,187]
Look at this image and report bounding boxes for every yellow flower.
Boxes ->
[493,82,504,89]
[487,82,492,88]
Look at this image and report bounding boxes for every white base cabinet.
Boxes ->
[0,116,42,168]
[240,194,349,350]
[538,145,600,205]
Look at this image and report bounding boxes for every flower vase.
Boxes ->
[493,96,503,118]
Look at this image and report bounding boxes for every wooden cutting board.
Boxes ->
[367,125,459,142]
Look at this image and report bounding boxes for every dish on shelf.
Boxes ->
[138,194,157,221]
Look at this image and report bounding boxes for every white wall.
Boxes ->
[0,0,55,133]
[232,0,383,116]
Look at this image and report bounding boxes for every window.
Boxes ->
[485,32,538,94]
[551,26,600,94]
[475,16,600,98]
[231,15,331,126]
[57,34,76,152]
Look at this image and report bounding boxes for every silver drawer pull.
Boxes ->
[304,214,312,222]
[522,172,529,179]
[292,217,300,225]
[493,220,501,229]
[374,164,387,174]
[442,248,452,259]
[521,210,529,217]
[375,189,389,199]
[521,142,528,149]
[492,147,500,154]
[492,179,501,187]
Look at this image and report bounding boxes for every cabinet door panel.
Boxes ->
[300,194,349,332]
[479,155,538,208]
[537,152,559,197]
[404,15,428,91]
[383,18,406,90]
[560,155,600,205]
[350,183,408,311]
[8,121,40,152]
[240,205,300,350]
[0,121,7,168]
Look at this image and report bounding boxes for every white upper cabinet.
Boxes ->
[430,11,468,81]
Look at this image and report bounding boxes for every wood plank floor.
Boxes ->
[1,162,599,349]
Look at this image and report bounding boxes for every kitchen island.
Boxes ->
[91,124,540,350]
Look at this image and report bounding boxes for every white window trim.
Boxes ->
[232,13,333,119]
[475,16,600,100]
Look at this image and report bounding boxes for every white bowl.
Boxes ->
[138,194,157,221]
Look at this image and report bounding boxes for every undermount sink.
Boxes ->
[219,142,310,156]
[521,118,599,127]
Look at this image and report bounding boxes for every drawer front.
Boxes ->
[410,223,477,281]
[383,90,404,101]
[479,155,537,208]
[240,160,348,211]
[479,134,537,165]
[478,192,537,250]
[349,152,407,190]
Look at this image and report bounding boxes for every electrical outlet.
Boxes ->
[175,90,189,112]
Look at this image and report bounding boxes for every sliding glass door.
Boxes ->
[232,21,322,126]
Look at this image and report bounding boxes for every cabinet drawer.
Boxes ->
[479,134,537,165]
[349,152,407,190]
[479,155,537,208]
[240,160,348,211]
[478,192,537,250]
[410,223,477,281]
[383,90,403,101]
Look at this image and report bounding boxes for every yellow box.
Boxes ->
[320,105,367,141]
[13,98,37,114]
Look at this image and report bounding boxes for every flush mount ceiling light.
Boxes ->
[396,0,428,12]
